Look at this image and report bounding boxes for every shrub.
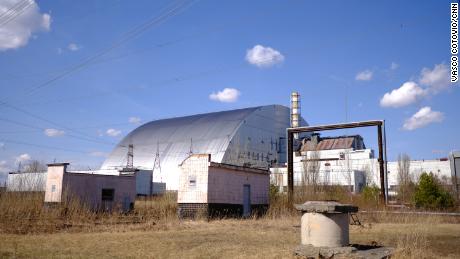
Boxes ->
[414,173,455,210]
[362,185,380,203]
[269,184,279,201]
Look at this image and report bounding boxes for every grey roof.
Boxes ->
[101,106,262,171]
[101,105,306,190]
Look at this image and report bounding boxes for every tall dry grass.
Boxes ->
[0,190,99,234]
[266,185,385,218]
[133,192,178,221]
[0,188,178,234]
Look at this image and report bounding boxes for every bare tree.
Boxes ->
[302,150,321,194]
[23,160,47,173]
[362,164,374,186]
[397,153,412,202]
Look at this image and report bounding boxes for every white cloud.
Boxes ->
[245,45,284,68]
[419,63,451,93]
[0,0,51,51]
[355,70,373,81]
[67,43,80,51]
[380,63,452,109]
[380,81,427,108]
[209,88,241,103]
[403,107,444,131]
[15,153,31,164]
[128,117,141,124]
[44,128,65,137]
[390,62,399,70]
[0,142,4,149]
[106,128,121,137]
[89,151,108,157]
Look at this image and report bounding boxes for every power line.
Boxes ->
[0,1,198,151]
[0,0,34,28]
[0,0,27,21]
[0,116,119,146]
[0,139,89,154]
[0,121,137,134]
[1,2,287,84]
[7,55,290,109]
[0,0,196,107]
[0,55,292,155]
[0,105,121,146]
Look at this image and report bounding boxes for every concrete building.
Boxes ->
[118,168,166,196]
[177,154,269,218]
[6,171,47,192]
[450,151,460,198]
[44,163,136,212]
[269,133,454,195]
[6,169,164,196]
[386,159,452,195]
[101,105,307,191]
[270,135,370,193]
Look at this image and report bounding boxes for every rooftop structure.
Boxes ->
[300,134,366,152]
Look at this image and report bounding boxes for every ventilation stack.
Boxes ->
[291,92,301,139]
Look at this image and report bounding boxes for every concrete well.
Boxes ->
[295,201,358,248]
[294,201,395,258]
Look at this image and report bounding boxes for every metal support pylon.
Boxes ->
[127,144,134,168]
[153,141,162,182]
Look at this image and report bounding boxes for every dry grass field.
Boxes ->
[1,216,460,258]
[1,192,459,258]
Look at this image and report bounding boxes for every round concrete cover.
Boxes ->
[295,201,358,213]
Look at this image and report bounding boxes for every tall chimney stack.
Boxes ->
[291,92,301,139]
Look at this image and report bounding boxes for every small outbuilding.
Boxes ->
[6,171,46,192]
[44,163,136,212]
[118,168,166,196]
[178,154,269,218]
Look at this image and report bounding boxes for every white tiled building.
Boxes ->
[270,134,453,195]
[178,154,269,218]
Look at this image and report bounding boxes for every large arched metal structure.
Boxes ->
[102,105,308,190]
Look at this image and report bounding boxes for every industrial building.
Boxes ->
[101,104,307,191]
[177,154,269,218]
[6,91,457,205]
[6,168,164,196]
[450,151,460,198]
[270,134,370,193]
[270,132,456,196]
[44,163,136,212]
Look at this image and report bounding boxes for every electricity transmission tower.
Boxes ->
[153,141,162,182]
[127,144,134,168]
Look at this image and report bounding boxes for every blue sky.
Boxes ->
[0,0,458,178]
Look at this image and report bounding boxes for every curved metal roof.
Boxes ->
[101,105,305,190]
[101,106,261,171]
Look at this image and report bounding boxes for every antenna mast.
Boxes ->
[188,138,193,156]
